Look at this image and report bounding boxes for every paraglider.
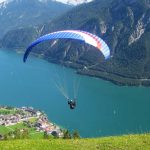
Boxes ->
[23,30,110,62]
[68,99,76,110]
[23,30,110,110]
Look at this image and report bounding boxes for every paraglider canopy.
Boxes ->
[23,30,110,62]
[23,30,111,110]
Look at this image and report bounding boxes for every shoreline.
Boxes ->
[77,69,150,87]
[3,48,150,87]
[46,59,150,87]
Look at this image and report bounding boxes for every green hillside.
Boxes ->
[0,134,150,150]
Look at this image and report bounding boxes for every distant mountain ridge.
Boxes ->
[53,0,93,5]
[0,0,72,37]
[1,0,150,86]
[0,0,93,6]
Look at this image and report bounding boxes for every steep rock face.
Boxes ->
[128,10,150,45]
[1,0,150,85]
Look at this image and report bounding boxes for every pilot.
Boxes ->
[68,99,76,109]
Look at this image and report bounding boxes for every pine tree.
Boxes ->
[72,130,80,139]
[43,131,49,139]
[63,130,71,139]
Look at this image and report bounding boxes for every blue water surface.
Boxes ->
[0,48,150,137]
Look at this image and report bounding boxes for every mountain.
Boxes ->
[0,0,72,37]
[53,0,93,5]
[0,0,94,6]
[1,0,150,86]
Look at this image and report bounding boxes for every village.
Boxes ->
[0,106,63,138]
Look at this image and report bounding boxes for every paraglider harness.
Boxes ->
[68,99,76,109]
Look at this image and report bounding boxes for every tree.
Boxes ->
[8,131,14,139]
[22,128,29,139]
[14,128,21,139]
[72,130,80,139]
[3,134,8,140]
[43,131,49,139]
[43,131,53,139]
[63,130,71,139]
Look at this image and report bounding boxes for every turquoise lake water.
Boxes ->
[0,48,150,137]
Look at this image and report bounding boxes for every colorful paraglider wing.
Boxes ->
[23,30,110,62]
[78,30,110,59]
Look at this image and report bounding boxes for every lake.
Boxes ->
[0,48,150,137]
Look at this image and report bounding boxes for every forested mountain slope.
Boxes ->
[1,0,150,86]
[0,0,72,37]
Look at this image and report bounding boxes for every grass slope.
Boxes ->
[0,134,150,150]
